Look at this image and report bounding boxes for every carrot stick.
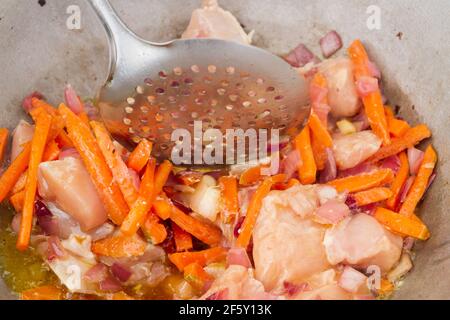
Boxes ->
[384,106,410,138]
[386,152,409,210]
[153,198,172,220]
[170,204,222,246]
[353,187,393,206]
[295,126,316,184]
[21,285,63,300]
[310,133,327,171]
[327,169,394,193]
[10,189,25,212]
[348,40,390,145]
[42,140,60,162]
[0,128,8,164]
[30,98,58,116]
[236,176,276,248]
[399,145,437,217]
[308,112,333,148]
[120,159,156,235]
[127,139,153,172]
[58,103,129,225]
[0,144,31,203]
[11,171,27,195]
[374,207,430,240]
[78,112,90,126]
[168,247,227,271]
[91,234,147,257]
[141,211,167,244]
[91,121,139,207]
[184,262,212,289]
[273,178,300,190]
[153,160,173,200]
[310,73,329,126]
[218,176,239,223]
[239,165,263,186]
[17,110,52,251]
[172,221,193,252]
[368,124,431,163]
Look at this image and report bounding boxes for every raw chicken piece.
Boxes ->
[323,213,403,273]
[253,185,330,292]
[201,265,276,300]
[11,120,34,161]
[318,57,361,118]
[332,131,382,170]
[37,157,108,231]
[181,0,252,45]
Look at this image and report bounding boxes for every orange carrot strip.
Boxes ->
[239,165,263,186]
[127,139,153,172]
[78,112,90,126]
[10,189,25,212]
[110,292,135,300]
[295,126,316,184]
[42,140,60,162]
[399,145,437,217]
[386,152,409,209]
[17,111,52,251]
[153,198,172,220]
[310,73,329,127]
[378,279,395,296]
[348,40,390,145]
[91,234,147,257]
[273,178,300,190]
[21,285,63,300]
[353,187,393,206]
[141,211,167,244]
[0,128,8,164]
[153,160,173,199]
[59,103,129,225]
[170,204,222,246]
[218,176,239,224]
[310,133,327,171]
[91,121,139,207]
[120,159,156,235]
[168,247,227,271]
[184,262,212,289]
[327,169,394,193]
[0,144,31,203]
[11,171,27,195]
[308,112,333,148]
[368,126,431,163]
[172,221,193,252]
[387,117,410,138]
[236,176,277,248]
[55,130,74,148]
[30,98,57,116]
[374,207,430,240]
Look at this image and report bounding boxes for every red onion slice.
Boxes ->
[206,288,229,300]
[381,155,401,174]
[99,276,123,292]
[226,247,252,268]
[47,235,66,261]
[22,91,44,113]
[85,263,108,283]
[64,84,83,115]
[283,281,310,297]
[285,44,317,68]
[280,150,301,179]
[319,148,337,183]
[356,76,379,97]
[407,147,424,175]
[111,263,132,282]
[319,30,343,58]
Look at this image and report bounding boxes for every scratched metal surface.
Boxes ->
[0,0,448,299]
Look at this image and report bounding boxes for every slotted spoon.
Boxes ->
[89,0,310,160]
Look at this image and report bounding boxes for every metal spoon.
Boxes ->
[88,0,309,160]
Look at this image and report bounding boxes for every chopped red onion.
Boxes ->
[315,200,350,224]
[47,235,66,261]
[226,247,252,268]
[407,147,424,175]
[84,101,100,120]
[319,148,337,183]
[280,150,301,179]
[367,60,381,79]
[381,155,401,174]
[233,216,246,238]
[355,76,379,97]
[403,237,415,251]
[35,200,59,236]
[338,162,377,178]
[206,288,229,300]
[319,30,343,58]
[99,276,123,292]
[111,263,132,282]
[22,91,44,113]
[128,168,141,190]
[352,109,370,131]
[285,44,317,68]
[64,84,83,115]
[85,263,108,283]
[399,176,415,204]
[283,281,310,297]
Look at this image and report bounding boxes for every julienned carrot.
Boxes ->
[17,111,52,251]
[30,98,57,116]
[368,124,431,163]
[120,159,156,235]
[295,126,316,184]
[348,40,390,146]
[0,144,31,203]
[11,171,27,194]
[239,165,263,186]
[172,221,193,252]
[308,112,333,148]
[0,128,8,164]
[21,285,63,300]
[127,139,153,172]
[153,198,172,220]
[91,121,139,207]
[142,211,167,244]
[153,160,173,200]
[311,133,327,170]
[273,178,300,190]
[218,176,239,223]
[59,104,129,225]
[92,234,147,257]
[78,112,90,126]
[374,207,430,240]
[236,175,279,248]
[399,145,437,217]
[42,140,60,162]
[184,262,212,289]
[327,169,394,193]
[170,204,222,246]
[353,187,393,206]
[168,247,227,271]
[386,152,409,210]
[384,106,410,138]
[310,73,329,126]
[10,189,25,212]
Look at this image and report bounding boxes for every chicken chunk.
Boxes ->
[332,131,382,170]
[318,57,361,118]
[323,213,403,273]
[11,120,34,161]
[181,0,252,45]
[37,157,108,231]
[253,185,330,292]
